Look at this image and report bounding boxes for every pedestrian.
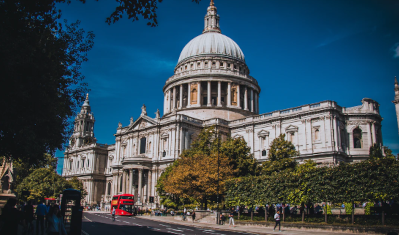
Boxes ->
[228,210,235,227]
[36,199,48,235]
[24,200,34,234]
[273,211,281,232]
[112,208,116,221]
[46,205,67,235]
[183,208,187,221]
[192,211,195,223]
[0,198,23,235]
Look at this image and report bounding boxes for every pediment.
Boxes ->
[285,125,298,132]
[127,116,157,131]
[257,130,269,137]
[232,134,244,139]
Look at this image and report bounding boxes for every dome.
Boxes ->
[178,32,245,63]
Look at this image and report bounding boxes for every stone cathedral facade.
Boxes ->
[62,1,383,209]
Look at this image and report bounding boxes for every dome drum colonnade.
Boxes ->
[163,0,260,120]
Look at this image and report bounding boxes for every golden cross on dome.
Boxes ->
[210,0,214,6]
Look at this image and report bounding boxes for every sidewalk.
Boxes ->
[138,215,380,235]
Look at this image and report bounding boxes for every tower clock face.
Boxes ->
[84,137,92,145]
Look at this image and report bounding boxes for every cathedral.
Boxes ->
[62,1,383,209]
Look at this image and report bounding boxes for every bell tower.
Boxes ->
[393,77,399,135]
[70,93,96,148]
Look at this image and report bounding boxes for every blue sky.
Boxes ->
[55,0,399,174]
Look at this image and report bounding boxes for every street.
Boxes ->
[82,213,257,235]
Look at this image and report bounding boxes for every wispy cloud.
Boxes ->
[393,43,399,58]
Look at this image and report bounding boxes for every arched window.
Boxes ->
[107,182,111,195]
[140,137,146,154]
[353,128,362,148]
[191,88,197,104]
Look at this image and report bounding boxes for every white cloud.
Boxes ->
[393,43,399,58]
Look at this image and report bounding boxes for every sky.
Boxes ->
[55,0,399,174]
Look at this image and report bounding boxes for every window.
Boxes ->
[227,63,231,68]
[197,62,200,67]
[262,150,267,156]
[315,129,320,140]
[185,65,187,70]
[140,137,146,154]
[353,128,362,148]
[70,161,72,170]
[212,62,216,65]
[87,159,89,167]
[107,182,111,195]
[120,176,123,192]
[234,65,237,69]
[163,150,166,158]
[220,62,224,67]
[77,161,79,169]
[205,62,208,67]
[82,160,84,168]
[121,196,133,199]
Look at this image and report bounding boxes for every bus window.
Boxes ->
[112,196,119,200]
[120,196,133,200]
[119,204,133,214]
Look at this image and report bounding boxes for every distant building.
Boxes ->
[62,1,383,208]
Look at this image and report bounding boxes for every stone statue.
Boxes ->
[118,122,122,129]
[155,109,160,119]
[130,117,134,125]
[141,104,147,116]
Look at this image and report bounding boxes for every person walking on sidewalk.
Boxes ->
[228,210,235,227]
[112,208,116,221]
[191,211,195,223]
[36,200,48,235]
[274,211,281,232]
[46,205,67,235]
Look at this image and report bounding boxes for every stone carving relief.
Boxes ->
[231,84,238,106]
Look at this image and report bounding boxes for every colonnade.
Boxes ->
[108,168,155,204]
[164,81,259,114]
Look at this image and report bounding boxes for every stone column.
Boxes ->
[244,86,248,110]
[254,91,258,114]
[122,170,127,194]
[197,82,201,106]
[179,85,183,109]
[172,86,176,110]
[105,180,109,196]
[217,81,222,107]
[187,83,191,108]
[250,88,254,112]
[367,122,372,147]
[148,170,152,198]
[207,81,211,106]
[372,122,377,144]
[227,82,231,106]
[167,89,171,113]
[129,169,133,194]
[138,169,143,203]
[237,84,241,108]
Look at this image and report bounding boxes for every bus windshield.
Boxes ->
[112,196,119,200]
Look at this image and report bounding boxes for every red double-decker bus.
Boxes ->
[111,194,134,216]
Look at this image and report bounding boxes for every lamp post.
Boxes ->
[211,125,220,225]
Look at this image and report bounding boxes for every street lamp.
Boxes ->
[210,125,220,225]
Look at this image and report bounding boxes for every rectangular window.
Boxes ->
[140,137,146,154]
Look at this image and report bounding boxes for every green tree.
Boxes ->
[261,134,298,175]
[220,137,258,177]
[369,143,383,160]
[16,167,87,202]
[383,146,396,159]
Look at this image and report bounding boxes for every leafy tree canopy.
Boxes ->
[261,134,298,175]
[16,167,87,202]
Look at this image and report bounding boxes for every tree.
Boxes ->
[13,153,58,187]
[220,137,258,177]
[369,143,383,160]
[383,146,396,159]
[0,1,94,164]
[163,152,234,209]
[16,167,87,202]
[261,134,298,175]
